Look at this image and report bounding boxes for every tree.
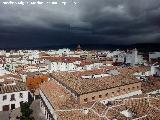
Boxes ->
[20,102,34,120]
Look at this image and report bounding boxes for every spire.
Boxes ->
[76,44,81,51]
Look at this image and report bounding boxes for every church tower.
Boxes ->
[76,44,82,51]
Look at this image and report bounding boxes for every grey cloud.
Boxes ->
[0,0,160,47]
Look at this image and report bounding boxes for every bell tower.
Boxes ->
[76,44,82,51]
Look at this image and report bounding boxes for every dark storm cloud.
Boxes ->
[0,0,160,48]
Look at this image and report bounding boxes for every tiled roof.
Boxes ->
[41,80,160,120]
[0,82,27,94]
[50,66,143,95]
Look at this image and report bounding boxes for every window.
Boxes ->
[105,93,108,97]
[10,94,15,101]
[84,98,88,102]
[99,95,102,98]
[92,96,95,100]
[3,95,7,101]
[128,88,130,91]
[132,87,135,90]
[137,86,139,89]
[123,89,125,92]
[117,90,120,93]
[19,93,23,98]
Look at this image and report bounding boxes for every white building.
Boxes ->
[39,90,56,120]
[47,61,77,72]
[46,57,80,72]
[150,64,160,76]
[113,49,144,65]
[149,52,160,61]
[47,57,104,72]
[0,82,28,111]
[113,52,126,63]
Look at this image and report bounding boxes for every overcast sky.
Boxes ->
[0,0,160,48]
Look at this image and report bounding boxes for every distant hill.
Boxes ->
[1,43,160,52]
[131,43,160,52]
